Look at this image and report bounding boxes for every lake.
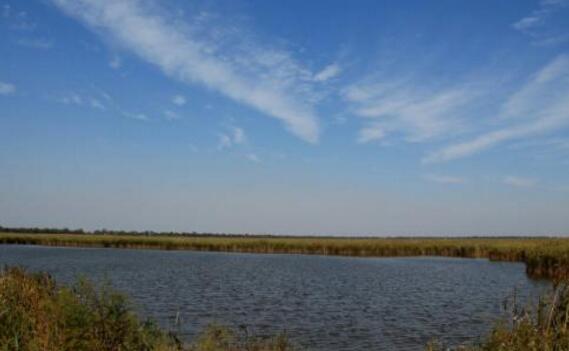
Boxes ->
[0,245,549,350]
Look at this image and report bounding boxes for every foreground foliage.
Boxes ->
[427,283,569,351]
[0,266,179,351]
[4,265,569,350]
[0,267,294,351]
[2,232,569,280]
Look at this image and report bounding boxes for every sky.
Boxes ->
[1,0,569,236]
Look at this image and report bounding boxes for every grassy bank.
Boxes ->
[427,284,569,351]
[3,266,569,350]
[1,232,569,280]
[0,266,295,351]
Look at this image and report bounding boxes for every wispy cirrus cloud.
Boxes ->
[245,153,261,163]
[16,37,54,49]
[503,176,537,188]
[344,77,476,144]
[218,126,246,150]
[163,110,180,121]
[51,0,321,143]
[2,4,36,31]
[109,55,122,69]
[3,4,55,49]
[122,112,149,121]
[313,63,341,82]
[171,95,187,106]
[57,92,106,110]
[424,54,569,163]
[512,0,569,46]
[0,81,16,95]
[425,174,466,185]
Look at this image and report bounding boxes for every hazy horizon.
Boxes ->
[1,0,569,236]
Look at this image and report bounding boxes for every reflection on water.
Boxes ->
[0,245,549,350]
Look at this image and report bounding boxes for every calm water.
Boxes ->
[0,245,550,350]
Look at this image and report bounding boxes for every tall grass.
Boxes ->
[0,266,295,351]
[0,266,179,351]
[427,282,569,351]
[4,266,569,350]
[2,232,569,280]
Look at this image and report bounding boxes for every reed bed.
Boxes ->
[427,283,569,351]
[1,232,569,280]
[4,265,569,350]
[0,266,295,351]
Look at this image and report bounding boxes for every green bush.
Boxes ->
[0,266,180,351]
[427,283,569,351]
[0,267,295,351]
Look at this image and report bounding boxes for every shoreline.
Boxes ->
[2,232,569,280]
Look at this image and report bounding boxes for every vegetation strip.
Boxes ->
[2,231,569,281]
[0,266,294,351]
[2,266,569,350]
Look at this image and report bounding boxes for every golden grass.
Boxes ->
[2,232,569,280]
[427,283,569,351]
[4,264,569,350]
[0,266,295,351]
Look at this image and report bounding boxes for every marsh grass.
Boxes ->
[4,265,569,350]
[188,325,294,351]
[0,266,180,351]
[1,232,569,280]
[0,266,295,351]
[427,282,569,351]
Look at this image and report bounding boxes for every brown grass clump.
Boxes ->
[0,266,296,351]
[427,282,569,351]
[0,266,181,351]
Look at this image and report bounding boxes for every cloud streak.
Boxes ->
[218,126,246,150]
[313,63,341,82]
[57,92,106,110]
[503,176,537,188]
[424,54,569,163]
[344,78,475,143]
[51,0,320,143]
[512,0,569,46]
[0,81,15,95]
[172,95,187,106]
[425,174,466,185]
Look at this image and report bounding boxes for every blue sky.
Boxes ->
[1,0,569,235]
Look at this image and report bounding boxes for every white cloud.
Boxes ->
[164,110,180,120]
[424,54,569,163]
[123,112,149,121]
[59,92,83,105]
[217,126,246,150]
[344,78,475,143]
[512,0,569,45]
[503,176,537,188]
[2,5,36,31]
[245,153,260,163]
[0,82,16,95]
[57,92,106,110]
[16,38,54,49]
[357,123,386,143]
[425,174,466,185]
[52,0,320,143]
[217,134,232,150]
[4,5,54,49]
[89,97,105,110]
[512,16,542,31]
[313,63,341,82]
[109,55,122,69]
[172,95,187,106]
[232,127,246,144]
